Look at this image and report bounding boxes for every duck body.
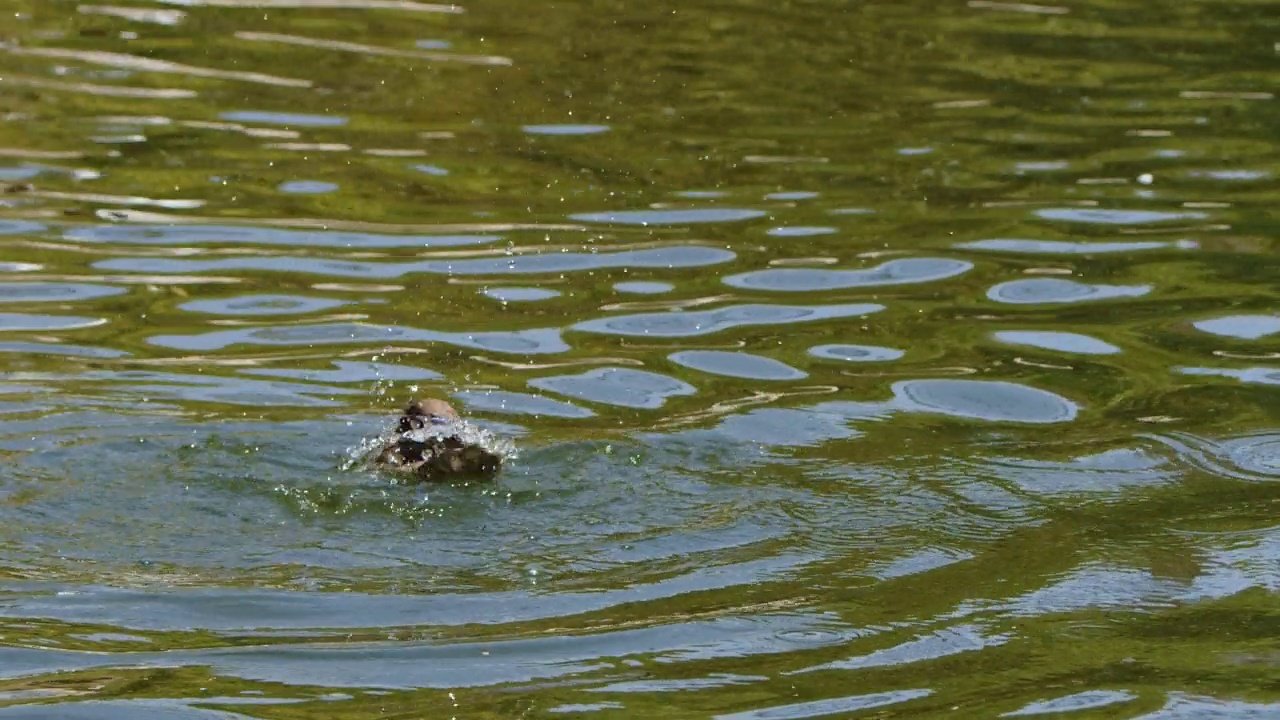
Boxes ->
[375,398,503,482]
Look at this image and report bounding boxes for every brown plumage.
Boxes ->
[376,398,502,481]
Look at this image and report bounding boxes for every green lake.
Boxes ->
[0,0,1278,717]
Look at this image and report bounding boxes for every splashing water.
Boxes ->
[340,416,519,473]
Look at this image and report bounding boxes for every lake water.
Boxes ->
[1,0,1278,717]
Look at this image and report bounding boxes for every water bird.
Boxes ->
[374,397,504,481]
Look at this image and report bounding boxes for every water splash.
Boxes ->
[341,417,519,474]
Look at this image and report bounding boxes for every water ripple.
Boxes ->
[1,0,1278,713]
[977,447,1175,494]
[219,110,347,127]
[957,238,1186,254]
[574,303,885,338]
[278,181,338,194]
[0,557,812,636]
[1137,694,1280,718]
[454,390,596,418]
[993,330,1121,355]
[0,221,47,235]
[765,226,836,237]
[148,322,569,354]
[0,282,127,302]
[614,281,674,294]
[0,313,106,331]
[570,209,767,225]
[1179,366,1280,386]
[1150,431,1280,482]
[1003,690,1137,716]
[987,279,1151,304]
[798,625,1010,673]
[1193,315,1280,340]
[707,404,883,448]
[81,370,361,406]
[234,30,512,67]
[1001,566,1177,616]
[524,124,610,135]
[724,258,973,291]
[241,361,442,383]
[1,45,312,88]
[94,246,734,278]
[68,223,502,248]
[668,351,807,381]
[0,699,260,719]
[78,5,188,25]
[178,294,349,316]
[482,287,561,302]
[892,380,1079,423]
[808,344,904,362]
[713,689,933,720]
[0,341,127,358]
[1034,208,1207,224]
[530,368,697,409]
[0,75,197,99]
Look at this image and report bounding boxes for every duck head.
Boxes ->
[398,397,459,432]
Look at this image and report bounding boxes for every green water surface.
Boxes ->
[0,0,1278,717]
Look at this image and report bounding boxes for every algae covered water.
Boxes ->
[0,0,1278,717]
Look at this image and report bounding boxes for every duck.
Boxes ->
[374,397,503,481]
